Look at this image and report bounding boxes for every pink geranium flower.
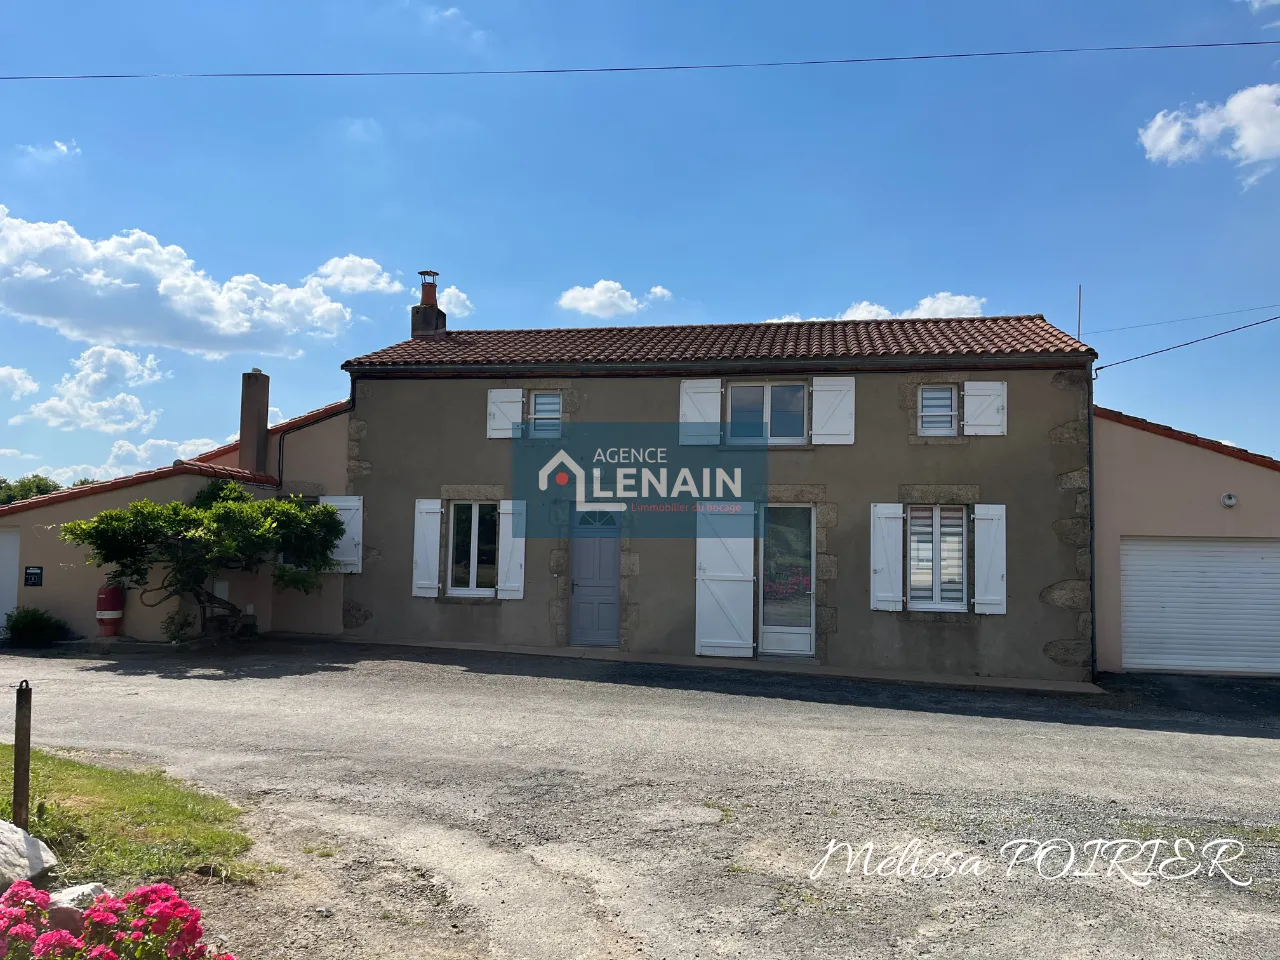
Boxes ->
[6,878,233,959]
[31,928,85,956]
[2,879,51,910]
[1,880,34,905]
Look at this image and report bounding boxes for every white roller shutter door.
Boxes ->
[1121,537,1280,674]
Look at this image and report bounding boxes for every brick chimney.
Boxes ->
[238,368,270,475]
[411,270,447,338]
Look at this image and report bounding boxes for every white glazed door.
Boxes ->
[758,506,815,656]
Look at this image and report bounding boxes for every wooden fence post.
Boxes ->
[13,680,31,830]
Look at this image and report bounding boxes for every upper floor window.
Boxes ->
[728,383,807,445]
[918,385,958,436]
[528,391,562,439]
[908,505,966,610]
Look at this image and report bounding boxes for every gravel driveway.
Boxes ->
[2,642,1278,959]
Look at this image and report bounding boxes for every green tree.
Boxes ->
[0,473,62,505]
[60,480,346,636]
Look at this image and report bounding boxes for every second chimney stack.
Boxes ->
[238,368,270,476]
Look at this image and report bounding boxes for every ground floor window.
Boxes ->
[907,505,966,610]
[449,501,499,595]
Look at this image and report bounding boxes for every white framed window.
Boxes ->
[907,505,966,611]
[448,501,500,596]
[918,385,958,436]
[528,391,563,439]
[727,382,807,445]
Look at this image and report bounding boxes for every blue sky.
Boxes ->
[1,0,1278,481]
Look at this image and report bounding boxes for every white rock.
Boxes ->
[0,819,58,886]
[51,883,108,908]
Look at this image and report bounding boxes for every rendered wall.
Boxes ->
[1,475,209,641]
[342,368,1094,681]
[1093,416,1280,671]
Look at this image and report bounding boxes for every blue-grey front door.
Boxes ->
[570,512,621,646]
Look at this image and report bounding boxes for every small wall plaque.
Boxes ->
[24,566,43,587]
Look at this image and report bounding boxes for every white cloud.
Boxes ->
[311,255,403,294]
[0,366,39,400]
[0,449,38,460]
[418,5,487,49]
[338,117,383,144]
[37,436,219,484]
[768,291,987,323]
[0,206,399,358]
[16,140,80,163]
[559,280,642,318]
[1140,84,1280,183]
[438,284,474,318]
[557,280,673,319]
[897,292,987,318]
[9,346,164,434]
[1239,0,1280,11]
[223,406,285,443]
[1242,163,1276,190]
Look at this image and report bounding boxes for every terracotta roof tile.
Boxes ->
[343,315,1093,370]
[0,461,279,519]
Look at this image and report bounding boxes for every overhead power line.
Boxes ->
[1087,301,1280,335]
[3,38,1279,83]
[1094,315,1280,375]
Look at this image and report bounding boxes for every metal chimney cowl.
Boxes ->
[411,269,447,338]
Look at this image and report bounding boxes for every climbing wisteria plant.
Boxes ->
[59,480,345,633]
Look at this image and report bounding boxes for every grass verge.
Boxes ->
[0,745,252,887]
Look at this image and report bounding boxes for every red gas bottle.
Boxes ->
[96,584,124,637]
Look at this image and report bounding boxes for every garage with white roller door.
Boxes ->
[1096,407,1280,676]
[1120,537,1280,673]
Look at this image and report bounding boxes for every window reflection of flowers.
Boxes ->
[763,563,811,601]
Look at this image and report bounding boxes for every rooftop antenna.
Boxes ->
[1077,284,1083,341]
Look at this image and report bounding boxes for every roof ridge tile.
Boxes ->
[343,315,1093,369]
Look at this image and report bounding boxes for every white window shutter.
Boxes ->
[963,381,1007,436]
[320,496,363,574]
[412,499,443,597]
[679,379,722,445]
[487,388,524,439]
[870,503,904,611]
[695,502,757,656]
[973,504,1007,614]
[811,376,855,445]
[497,500,526,600]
